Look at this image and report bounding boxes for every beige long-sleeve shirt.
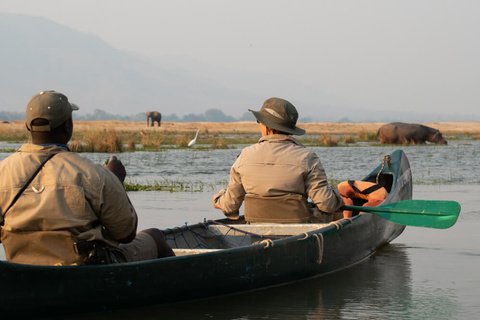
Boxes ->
[214,134,344,222]
[0,144,137,265]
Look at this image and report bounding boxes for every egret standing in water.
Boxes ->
[188,129,200,147]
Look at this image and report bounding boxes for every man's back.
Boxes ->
[0,144,137,265]
[235,134,316,197]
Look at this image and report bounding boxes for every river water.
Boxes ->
[1,140,479,319]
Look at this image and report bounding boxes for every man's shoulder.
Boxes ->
[62,152,106,171]
[49,151,112,179]
[240,136,312,160]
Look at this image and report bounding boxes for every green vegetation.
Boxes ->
[1,127,479,154]
[299,132,381,147]
[357,130,378,142]
[124,178,224,192]
[67,130,260,152]
[0,132,29,143]
[69,130,123,152]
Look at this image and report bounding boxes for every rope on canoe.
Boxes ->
[328,217,353,230]
[313,233,324,264]
[298,232,309,240]
[260,239,274,249]
[328,221,342,230]
[376,154,391,184]
[297,232,324,263]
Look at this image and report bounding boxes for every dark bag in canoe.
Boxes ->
[73,241,118,265]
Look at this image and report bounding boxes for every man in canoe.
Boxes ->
[213,97,344,223]
[0,90,174,266]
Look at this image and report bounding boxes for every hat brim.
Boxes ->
[249,109,306,135]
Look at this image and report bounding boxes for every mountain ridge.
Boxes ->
[1,13,477,122]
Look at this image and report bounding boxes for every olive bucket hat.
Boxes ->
[249,97,306,135]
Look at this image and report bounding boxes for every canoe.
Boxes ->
[0,149,412,318]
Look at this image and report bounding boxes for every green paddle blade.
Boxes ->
[342,199,461,229]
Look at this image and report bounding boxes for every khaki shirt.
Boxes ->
[214,135,344,222]
[0,144,137,265]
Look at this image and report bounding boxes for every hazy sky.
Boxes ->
[2,0,479,116]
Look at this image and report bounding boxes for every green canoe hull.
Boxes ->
[0,150,412,318]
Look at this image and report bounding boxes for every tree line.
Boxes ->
[0,108,256,123]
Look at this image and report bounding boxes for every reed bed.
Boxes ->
[317,135,339,147]
[124,179,339,192]
[1,120,479,153]
[357,130,378,142]
[124,179,221,192]
[70,130,123,153]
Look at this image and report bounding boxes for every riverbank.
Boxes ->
[2,120,480,135]
[1,121,479,152]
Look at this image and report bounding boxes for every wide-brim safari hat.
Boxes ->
[249,97,306,135]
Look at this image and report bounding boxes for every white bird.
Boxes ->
[188,129,200,147]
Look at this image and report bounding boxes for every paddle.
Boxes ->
[340,199,461,229]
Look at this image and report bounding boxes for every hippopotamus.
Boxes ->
[377,122,447,145]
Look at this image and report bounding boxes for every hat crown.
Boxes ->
[26,90,79,132]
[261,98,298,128]
[248,97,305,135]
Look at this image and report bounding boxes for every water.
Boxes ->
[1,140,478,186]
[1,140,479,319]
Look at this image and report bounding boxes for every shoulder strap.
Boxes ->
[3,153,57,216]
[347,180,383,195]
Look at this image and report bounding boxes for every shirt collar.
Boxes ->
[259,134,304,146]
[36,143,70,151]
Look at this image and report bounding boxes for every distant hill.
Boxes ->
[0,13,253,118]
[1,13,477,123]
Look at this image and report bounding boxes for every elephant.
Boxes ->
[146,111,162,127]
[377,122,447,145]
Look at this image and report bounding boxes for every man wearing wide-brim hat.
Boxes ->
[213,97,344,223]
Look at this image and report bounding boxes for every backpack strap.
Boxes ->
[347,180,383,195]
[3,153,57,217]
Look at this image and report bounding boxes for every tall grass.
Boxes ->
[212,138,228,149]
[2,121,480,153]
[357,130,378,142]
[140,131,164,149]
[318,135,338,147]
[0,125,29,142]
[176,134,190,148]
[342,135,356,144]
[69,130,123,152]
[127,137,136,151]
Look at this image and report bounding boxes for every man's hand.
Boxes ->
[103,156,126,183]
[212,193,222,209]
[212,189,226,209]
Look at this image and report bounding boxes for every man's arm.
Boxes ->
[212,161,246,218]
[104,155,137,242]
[305,153,344,213]
[99,156,138,243]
